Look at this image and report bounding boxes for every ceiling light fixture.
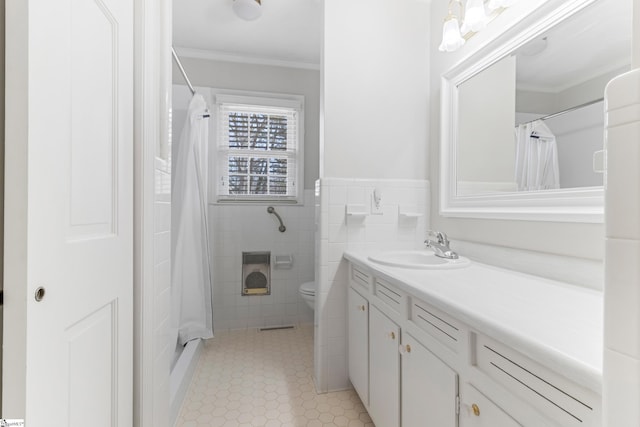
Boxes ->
[439,0,519,53]
[518,36,548,57]
[232,0,262,21]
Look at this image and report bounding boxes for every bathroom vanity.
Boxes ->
[344,251,603,427]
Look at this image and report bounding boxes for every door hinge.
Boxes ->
[0,290,3,306]
[455,395,460,415]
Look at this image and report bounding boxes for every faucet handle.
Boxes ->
[426,230,448,244]
[438,232,449,245]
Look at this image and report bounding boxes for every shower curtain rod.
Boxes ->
[172,47,196,96]
[521,97,605,126]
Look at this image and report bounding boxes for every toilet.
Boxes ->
[299,281,316,311]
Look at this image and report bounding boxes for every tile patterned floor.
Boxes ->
[175,325,374,427]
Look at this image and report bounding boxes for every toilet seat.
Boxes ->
[299,281,316,296]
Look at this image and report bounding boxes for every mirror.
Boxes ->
[440,0,632,222]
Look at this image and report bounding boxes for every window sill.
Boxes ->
[212,198,303,206]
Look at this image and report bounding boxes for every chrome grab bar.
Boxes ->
[267,206,286,233]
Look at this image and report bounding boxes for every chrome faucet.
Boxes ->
[424,231,459,259]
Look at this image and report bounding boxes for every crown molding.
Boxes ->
[173,47,320,71]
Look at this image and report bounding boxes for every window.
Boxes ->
[214,92,304,203]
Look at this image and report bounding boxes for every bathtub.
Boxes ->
[170,338,203,425]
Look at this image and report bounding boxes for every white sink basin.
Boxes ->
[368,250,471,270]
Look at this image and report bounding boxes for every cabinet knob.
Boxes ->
[390,331,396,340]
[472,403,480,417]
[359,305,366,311]
[405,344,411,353]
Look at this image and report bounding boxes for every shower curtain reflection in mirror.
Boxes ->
[514,120,560,192]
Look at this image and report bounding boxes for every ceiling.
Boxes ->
[515,0,632,93]
[173,0,323,68]
[173,0,632,86]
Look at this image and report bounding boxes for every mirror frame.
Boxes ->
[440,0,606,223]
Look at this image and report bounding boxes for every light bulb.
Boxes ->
[439,16,465,52]
[461,0,487,33]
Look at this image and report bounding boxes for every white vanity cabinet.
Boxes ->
[369,304,401,427]
[345,258,603,427]
[401,332,458,427]
[347,287,369,406]
[348,266,460,427]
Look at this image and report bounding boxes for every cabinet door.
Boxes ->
[460,384,522,427]
[369,305,401,427]
[348,287,369,406]
[401,333,458,427]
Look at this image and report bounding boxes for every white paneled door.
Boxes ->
[4,0,134,425]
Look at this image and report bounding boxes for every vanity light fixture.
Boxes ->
[461,0,487,33]
[439,0,519,53]
[232,0,262,21]
[488,0,517,10]
[439,0,466,52]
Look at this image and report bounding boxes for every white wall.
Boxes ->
[316,0,431,393]
[458,55,516,186]
[429,0,605,261]
[321,0,430,180]
[516,67,627,114]
[545,101,604,189]
[171,57,320,189]
[557,66,628,111]
[516,89,557,114]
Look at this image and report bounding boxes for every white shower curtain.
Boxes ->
[171,93,214,345]
[515,120,560,191]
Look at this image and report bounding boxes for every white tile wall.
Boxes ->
[603,349,640,426]
[154,163,172,426]
[603,69,640,426]
[209,190,316,330]
[314,178,430,392]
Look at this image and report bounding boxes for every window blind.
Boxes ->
[217,103,300,201]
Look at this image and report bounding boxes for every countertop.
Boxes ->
[344,250,603,394]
